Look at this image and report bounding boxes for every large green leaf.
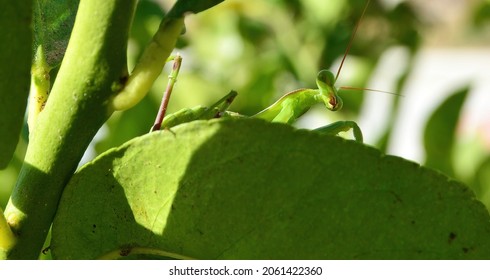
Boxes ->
[0,1,32,169]
[423,86,469,177]
[52,119,490,259]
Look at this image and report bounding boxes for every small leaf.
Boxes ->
[52,119,490,259]
[423,86,469,177]
[33,0,79,68]
[167,0,225,18]
[0,1,32,168]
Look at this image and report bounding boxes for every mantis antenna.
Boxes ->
[339,86,403,97]
[336,0,400,97]
[335,0,371,82]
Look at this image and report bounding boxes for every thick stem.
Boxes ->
[3,0,136,259]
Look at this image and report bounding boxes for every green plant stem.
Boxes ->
[151,54,182,132]
[3,0,136,259]
[111,17,185,111]
[0,208,16,253]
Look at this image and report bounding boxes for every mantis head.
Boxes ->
[316,70,343,111]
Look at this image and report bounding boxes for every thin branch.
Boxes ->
[150,54,182,132]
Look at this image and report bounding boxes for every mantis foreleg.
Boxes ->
[314,121,363,143]
[253,89,315,124]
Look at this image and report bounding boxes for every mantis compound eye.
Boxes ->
[328,95,343,111]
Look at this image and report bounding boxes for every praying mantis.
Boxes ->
[150,0,384,143]
[151,55,364,141]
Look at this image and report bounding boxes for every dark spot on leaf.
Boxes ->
[462,246,474,254]
[389,191,403,203]
[448,232,456,243]
[120,246,132,257]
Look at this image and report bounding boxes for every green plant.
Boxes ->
[1,0,489,260]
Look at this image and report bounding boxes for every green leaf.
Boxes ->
[167,0,225,18]
[423,86,469,177]
[0,1,32,169]
[34,0,79,68]
[52,119,490,259]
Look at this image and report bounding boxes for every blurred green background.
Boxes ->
[1,0,490,211]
